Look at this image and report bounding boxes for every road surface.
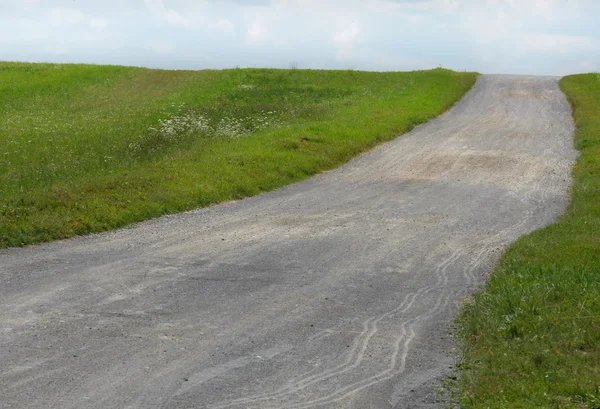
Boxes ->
[1,75,576,409]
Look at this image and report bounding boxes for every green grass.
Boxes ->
[0,62,477,248]
[456,73,600,408]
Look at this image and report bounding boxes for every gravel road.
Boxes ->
[1,75,576,409]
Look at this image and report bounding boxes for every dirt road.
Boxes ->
[0,75,576,408]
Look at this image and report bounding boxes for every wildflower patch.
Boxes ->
[129,106,284,155]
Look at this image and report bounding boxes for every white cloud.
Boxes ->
[247,21,267,42]
[530,0,555,19]
[215,18,235,33]
[440,0,463,14]
[165,8,192,27]
[0,17,47,41]
[482,0,586,20]
[332,21,359,45]
[46,44,69,54]
[144,0,193,27]
[145,41,174,54]
[373,0,463,15]
[49,8,85,26]
[144,0,167,16]
[90,18,108,29]
[578,60,600,72]
[2,0,599,74]
[143,0,236,33]
[520,34,597,54]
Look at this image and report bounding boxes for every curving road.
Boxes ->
[1,75,576,409]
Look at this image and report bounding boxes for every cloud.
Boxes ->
[49,8,85,26]
[578,60,600,73]
[143,0,236,34]
[520,34,597,54]
[144,0,193,27]
[145,41,174,54]
[373,0,461,14]
[215,18,235,33]
[46,44,69,54]
[90,17,108,29]
[530,0,555,19]
[247,21,267,42]
[165,8,191,27]
[3,0,600,75]
[332,21,360,46]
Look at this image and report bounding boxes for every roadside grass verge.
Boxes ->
[456,73,600,408]
[0,62,477,248]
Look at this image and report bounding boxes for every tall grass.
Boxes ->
[456,73,600,408]
[0,62,477,247]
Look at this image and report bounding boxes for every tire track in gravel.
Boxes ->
[0,75,576,409]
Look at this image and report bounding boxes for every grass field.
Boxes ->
[0,62,477,248]
[456,73,600,408]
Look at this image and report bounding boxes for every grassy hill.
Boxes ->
[0,62,477,248]
[456,73,600,408]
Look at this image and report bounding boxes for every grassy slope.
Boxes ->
[0,62,477,248]
[457,73,600,408]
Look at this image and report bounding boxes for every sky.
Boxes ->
[1,0,599,75]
